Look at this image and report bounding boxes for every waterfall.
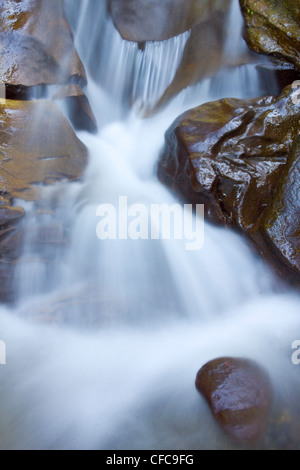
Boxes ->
[224,0,248,59]
[0,0,299,450]
[65,0,190,115]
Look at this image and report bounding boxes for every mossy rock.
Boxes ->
[240,0,300,71]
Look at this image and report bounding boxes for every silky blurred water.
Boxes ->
[0,0,299,450]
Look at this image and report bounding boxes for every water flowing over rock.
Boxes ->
[53,84,98,134]
[239,0,300,71]
[108,0,227,42]
[149,0,279,115]
[0,100,88,201]
[158,85,300,279]
[0,0,86,89]
[154,7,232,111]
[1,0,300,452]
[105,0,265,112]
[70,0,276,114]
[0,204,25,303]
[195,357,272,444]
[0,99,87,302]
[0,0,96,132]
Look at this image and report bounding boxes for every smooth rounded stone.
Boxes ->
[195,357,272,444]
[159,86,299,231]
[159,85,300,280]
[153,8,231,111]
[0,0,87,90]
[107,0,226,42]
[0,99,88,201]
[239,0,300,71]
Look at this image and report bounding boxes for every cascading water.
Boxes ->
[64,0,190,117]
[0,0,300,450]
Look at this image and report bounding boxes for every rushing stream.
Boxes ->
[0,0,300,450]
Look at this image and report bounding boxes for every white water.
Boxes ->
[65,0,190,117]
[224,0,248,59]
[0,0,299,450]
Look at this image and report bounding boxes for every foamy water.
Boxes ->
[0,0,299,450]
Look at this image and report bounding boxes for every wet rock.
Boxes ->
[53,84,98,134]
[154,9,230,110]
[195,357,272,444]
[240,0,300,71]
[92,0,270,114]
[0,3,91,304]
[107,0,227,42]
[0,99,88,201]
[0,0,87,92]
[108,0,251,111]
[159,85,299,232]
[256,63,300,93]
[155,25,281,113]
[0,0,95,132]
[262,139,300,278]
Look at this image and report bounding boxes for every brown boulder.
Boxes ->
[158,85,299,232]
[0,99,88,201]
[108,0,254,112]
[154,8,230,111]
[0,0,86,91]
[107,0,227,42]
[0,0,96,133]
[239,0,300,71]
[195,357,272,444]
[262,138,300,277]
